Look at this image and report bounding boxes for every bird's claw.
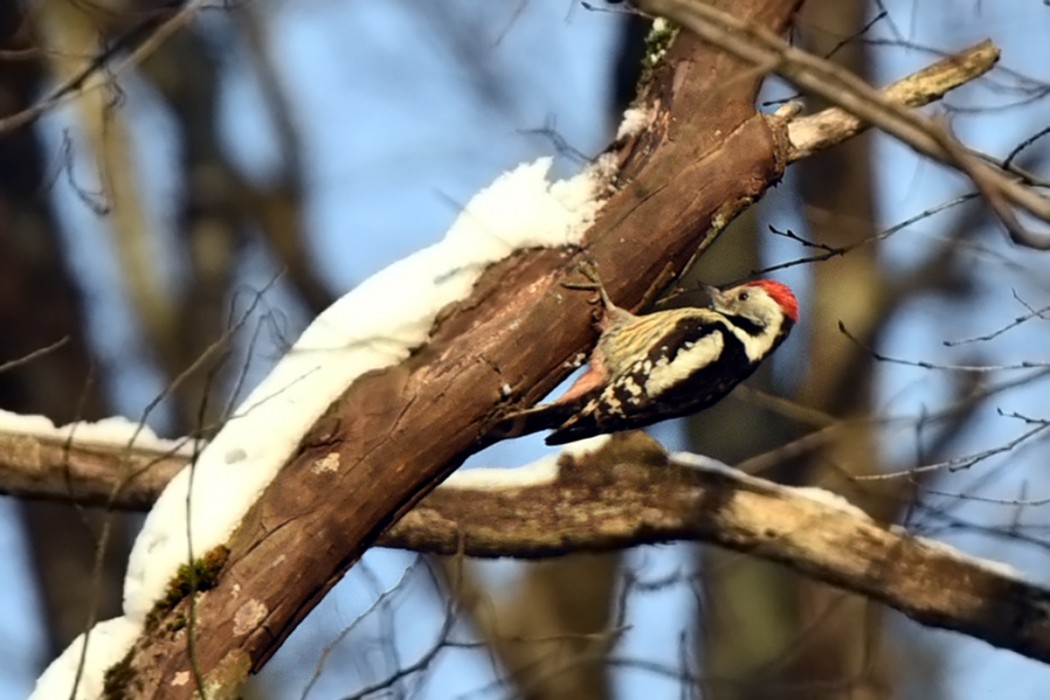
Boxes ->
[563,259,601,292]
[563,260,614,310]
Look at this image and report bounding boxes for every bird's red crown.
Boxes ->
[746,280,799,322]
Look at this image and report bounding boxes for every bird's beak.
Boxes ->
[700,283,724,308]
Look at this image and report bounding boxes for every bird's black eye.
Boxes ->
[738,291,750,301]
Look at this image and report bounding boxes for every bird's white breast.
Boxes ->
[643,332,725,396]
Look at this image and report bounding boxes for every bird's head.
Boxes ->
[706,279,799,330]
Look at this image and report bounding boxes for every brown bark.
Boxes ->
[0,430,185,510]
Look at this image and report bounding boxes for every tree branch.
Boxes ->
[0,430,183,510]
[403,437,1050,666]
[785,39,1000,160]
[13,431,1050,665]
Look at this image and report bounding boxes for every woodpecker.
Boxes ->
[497,268,799,445]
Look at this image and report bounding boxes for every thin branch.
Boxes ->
[736,368,1050,475]
[823,11,888,62]
[755,193,979,276]
[839,320,1050,372]
[338,559,460,700]
[0,337,70,374]
[300,561,425,700]
[1004,125,1050,169]
[0,2,207,135]
[854,422,1050,482]
[943,290,1050,347]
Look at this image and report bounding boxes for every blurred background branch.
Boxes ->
[4,0,1050,698]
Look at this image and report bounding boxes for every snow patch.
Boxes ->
[30,617,139,700]
[442,457,561,491]
[0,409,197,455]
[791,486,872,521]
[559,434,612,457]
[669,451,742,476]
[443,435,610,491]
[672,452,873,521]
[905,530,1025,581]
[616,107,653,141]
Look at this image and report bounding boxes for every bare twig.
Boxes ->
[0,2,207,135]
[838,320,1050,372]
[301,561,425,700]
[855,422,1050,482]
[338,560,460,700]
[755,194,980,276]
[943,290,1050,347]
[0,337,70,374]
[737,368,1050,475]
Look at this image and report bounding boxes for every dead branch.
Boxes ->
[786,40,999,160]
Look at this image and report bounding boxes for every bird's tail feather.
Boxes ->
[491,402,576,441]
